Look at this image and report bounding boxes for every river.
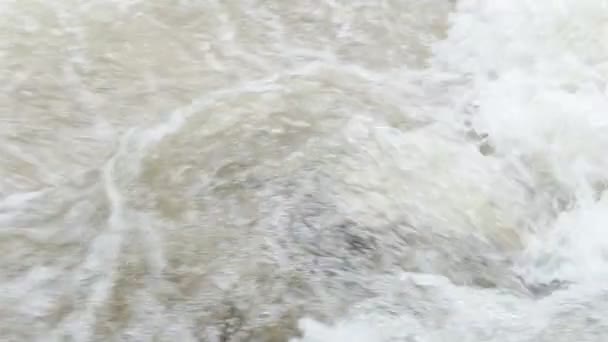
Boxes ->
[2,0,608,341]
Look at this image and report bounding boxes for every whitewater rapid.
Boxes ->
[2,0,608,341]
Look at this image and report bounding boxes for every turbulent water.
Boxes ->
[2,0,608,341]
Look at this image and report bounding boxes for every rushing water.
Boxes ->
[2,0,608,341]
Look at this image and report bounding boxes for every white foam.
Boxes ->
[296,0,608,340]
[434,0,608,278]
[291,318,383,342]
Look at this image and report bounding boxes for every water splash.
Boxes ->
[3,0,608,341]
